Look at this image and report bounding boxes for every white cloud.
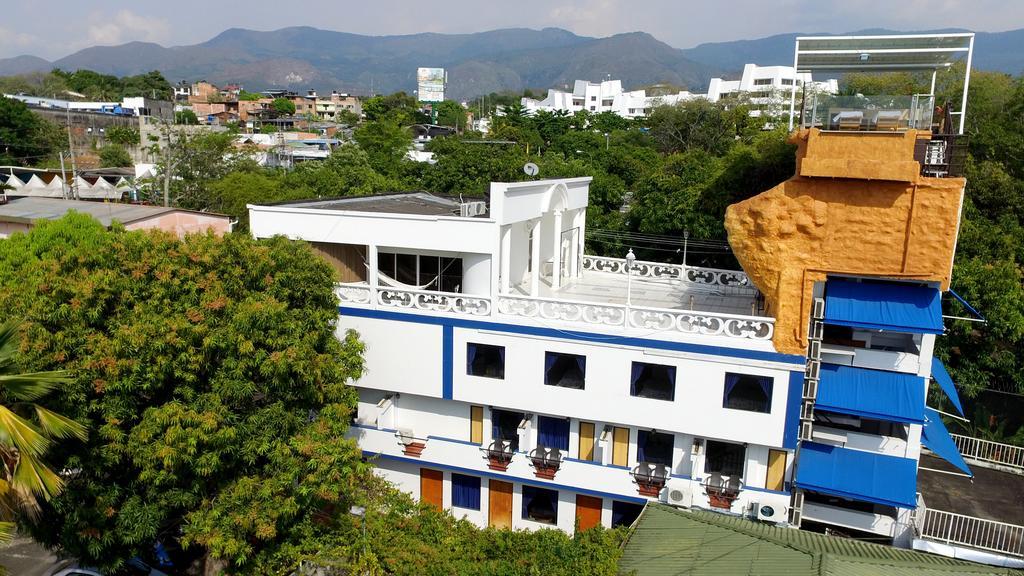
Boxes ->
[546,0,624,37]
[86,9,171,47]
[0,26,38,51]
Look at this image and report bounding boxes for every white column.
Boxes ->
[568,209,581,279]
[530,220,541,296]
[367,244,379,306]
[551,210,563,290]
[500,225,511,293]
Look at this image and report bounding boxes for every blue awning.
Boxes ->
[824,279,944,334]
[816,363,925,424]
[930,358,964,417]
[796,442,918,508]
[922,407,973,477]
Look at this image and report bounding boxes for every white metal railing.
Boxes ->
[581,255,753,290]
[916,508,1024,557]
[496,294,774,340]
[951,434,1024,472]
[496,294,626,327]
[376,286,491,316]
[335,283,372,304]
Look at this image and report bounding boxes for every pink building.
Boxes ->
[0,197,231,238]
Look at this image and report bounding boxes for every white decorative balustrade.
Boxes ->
[376,287,492,316]
[582,255,753,290]
[496,295,627,326]
[496,296,774,341]
[951,434,1024,473]
[627,306,774,339]
[335,283,372,304]
[334,257,775,342]
[916,507,1024,557]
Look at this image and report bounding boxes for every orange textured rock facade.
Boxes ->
[725,129,965,355]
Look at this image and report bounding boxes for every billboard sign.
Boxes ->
[417,67,446,103]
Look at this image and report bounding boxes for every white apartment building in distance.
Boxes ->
[521,64,838,119]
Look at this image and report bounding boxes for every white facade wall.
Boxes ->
[339,314,798,449]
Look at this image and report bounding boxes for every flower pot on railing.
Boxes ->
[396,430,427,457]
[529,447,563,480]
[486,440,515,471]
[703,476,742,509]
[632,463,668,497]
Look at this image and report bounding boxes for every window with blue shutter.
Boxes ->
[451,473,481,510]
[537,416,570,451]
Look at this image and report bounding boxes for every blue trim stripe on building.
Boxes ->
[364,450,648,504]
[339,306,806,366]
[782,371,803,450]
[442,324,454,399]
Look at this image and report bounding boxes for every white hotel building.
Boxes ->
[248,171,971,541]
[250,181,799,532]
[245,34,986,551]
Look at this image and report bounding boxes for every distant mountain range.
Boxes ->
[1,26,1021,100]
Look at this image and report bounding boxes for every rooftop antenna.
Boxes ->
[523,162,539,177]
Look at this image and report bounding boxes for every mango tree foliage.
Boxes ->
[0,214,371,572]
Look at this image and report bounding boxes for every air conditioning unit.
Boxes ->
[804,359,820,380]
[812,298,825,320]
[808,339,821,360]
[664,479,692,508]
[460,201,488,217]
[809,320,824,341]
[757,503,788,523]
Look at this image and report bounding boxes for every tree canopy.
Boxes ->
[0,215,370,572]
[0,96,63,166]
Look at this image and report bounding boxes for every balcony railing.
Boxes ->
[950,434,1024,473]
[801,93,934,132]
[916,507,1024,557]
[581,255,753,291]
[335,259,774,342]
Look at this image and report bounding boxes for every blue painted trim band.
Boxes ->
[351,423,399,434]
[442,324,454,399]
[743,485,791,496]
[427,434,481,447]
[339,306,805,366]
[563,456,607,467]
[783,371,803,450]
[364,450,648,504]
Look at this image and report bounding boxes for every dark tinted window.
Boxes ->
[467,343,504,379]
[545,352,585,389]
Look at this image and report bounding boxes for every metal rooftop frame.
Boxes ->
[788,33,975,134]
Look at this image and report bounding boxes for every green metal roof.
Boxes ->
[618,504,1019,576]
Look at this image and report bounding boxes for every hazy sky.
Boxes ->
[2,0,1023,60]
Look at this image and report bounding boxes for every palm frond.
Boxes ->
[0,406,48,457]
[34,406,87,442]
[0,372,70,402]
[11,454,63,500]
[0,321,21,368]
[0,521,13,546]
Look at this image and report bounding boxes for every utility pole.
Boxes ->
[163,127,173,207]
[65,105,79,200]
[58,151,69,199]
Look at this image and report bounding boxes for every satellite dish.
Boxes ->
[523,162,539,177]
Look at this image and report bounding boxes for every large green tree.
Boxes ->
[0,215,371,572]
[0,96,63,166]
